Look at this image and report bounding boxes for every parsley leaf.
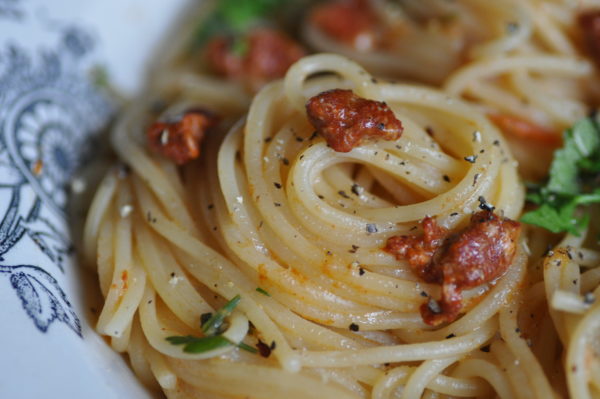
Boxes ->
[191,0,288,51]
[521,115,600,235]
[222,0,284,31]
[521,201,586,235]
[547,118,599,195]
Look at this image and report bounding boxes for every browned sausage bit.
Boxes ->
[206,27,305,91]
[305,89,403,152]
[385,210,521,326]
[310,0,377,50]
[146,108,219,165]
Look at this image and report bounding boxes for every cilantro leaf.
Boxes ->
[521,115,600,235]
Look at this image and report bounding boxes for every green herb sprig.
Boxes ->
[521,115,600,235]
[256,287,271,296]
[166,334,232,353]
[201,294,241,335]
[166,294,257,354]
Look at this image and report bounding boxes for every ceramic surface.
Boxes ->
[0,0,190,397]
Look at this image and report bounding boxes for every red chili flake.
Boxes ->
[206,27,305,91]
[310,0,377,50]
[256,340,272,358]
[306,89,403,152]
[121,269,128,291]
[385,211,521,326]
[146,108,219,165]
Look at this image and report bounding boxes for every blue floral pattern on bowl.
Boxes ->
[0,25,111,336]
[0,1,189,397]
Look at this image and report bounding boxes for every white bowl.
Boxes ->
[0,0,191,397]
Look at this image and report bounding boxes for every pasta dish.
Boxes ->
[82,1,600,398]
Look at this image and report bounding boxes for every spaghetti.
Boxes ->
[82,1,600,398]
[304,0,600,179]
[84,53,535,398]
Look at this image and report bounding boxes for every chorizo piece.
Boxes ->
[146,109,219,165]
[306,89,403,152]
[310,0,377,50]
[386,211,521,326]
[206,28,305,91]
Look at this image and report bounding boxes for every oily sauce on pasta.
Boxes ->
[84,1,600,398]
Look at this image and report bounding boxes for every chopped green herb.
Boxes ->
[191,0,288,51]
[166,334,231,354]
[521,115,600,235]
[256,287,271,296]
[201,295,241,335]
[200,312,213,326]
[167,294,261,355]
[165,335,199,345]
[521,191,600,234]
[237,342,259,353]
[547,118,599,195]
[166,334,259,354]
[166,335,258,353]
[223,0,285,31]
